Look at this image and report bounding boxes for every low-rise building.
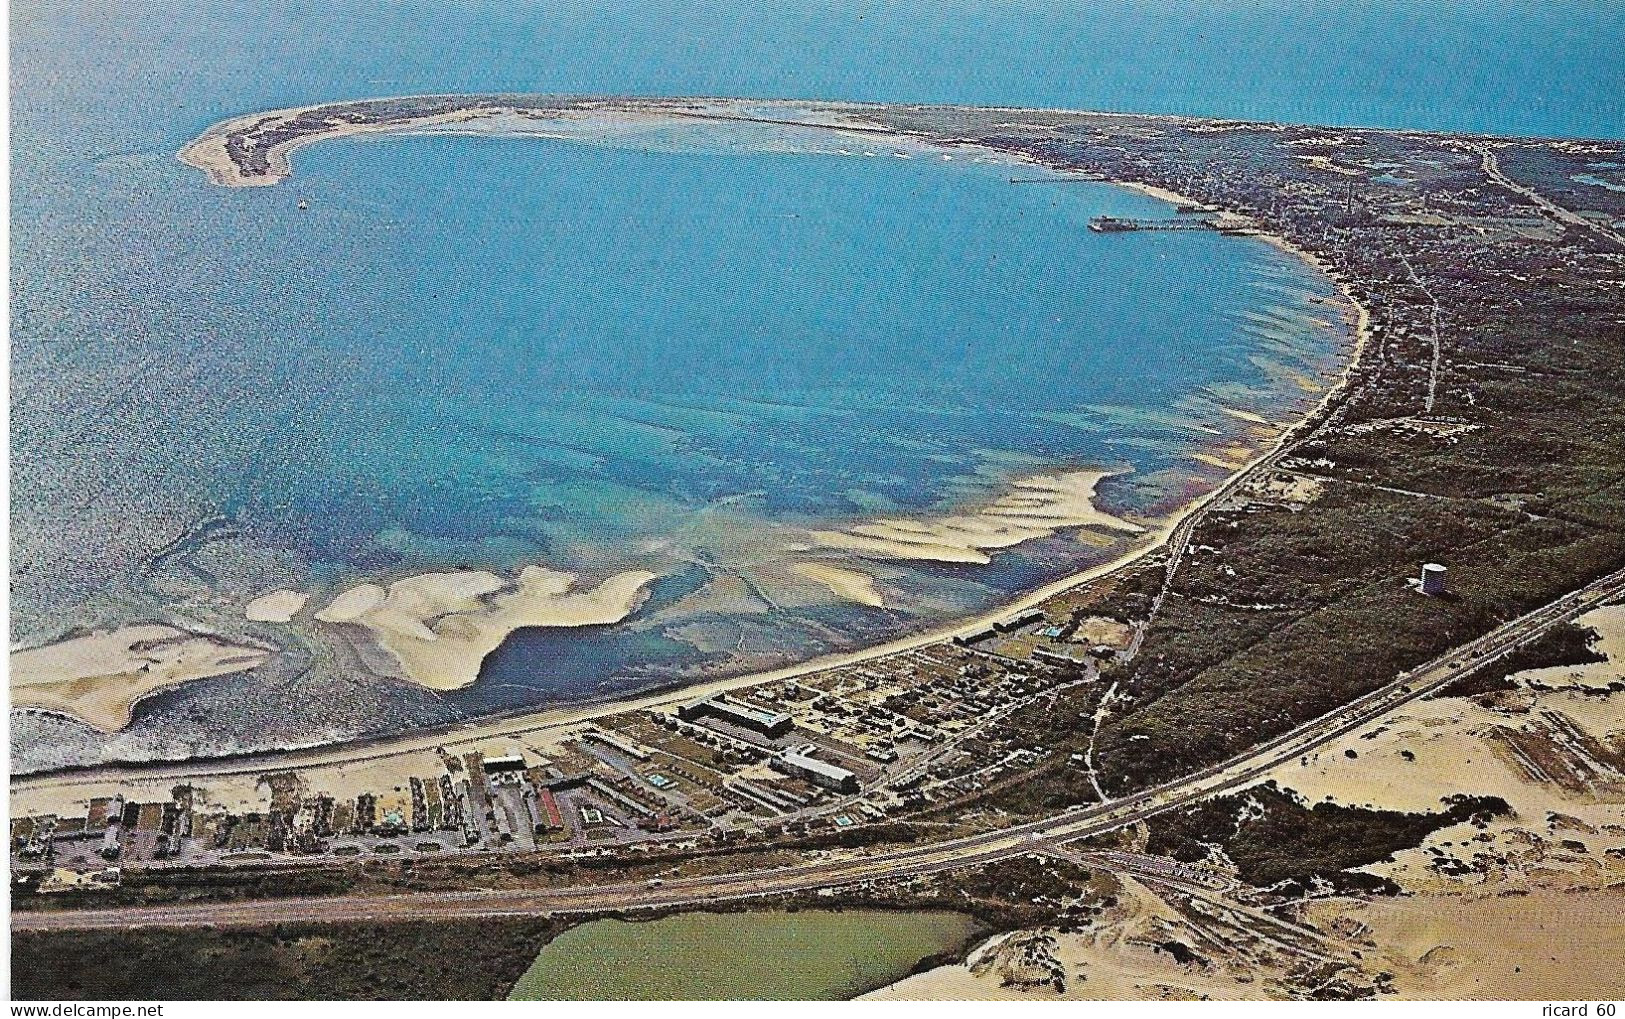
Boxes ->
[483,753,528,777]
[678,696,794,738]
[771,747,859,793]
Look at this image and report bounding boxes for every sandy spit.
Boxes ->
[177,102,560,187]
[10,625,272,732]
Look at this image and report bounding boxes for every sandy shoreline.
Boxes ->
[178,100,511,187]
[10,404,1362,786]
[10,515,1182,797]
[177,97,898,188]
[8,567,656,733]
[13,95,1372,771]
[10,396,1347,791]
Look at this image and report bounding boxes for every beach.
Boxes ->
[177,100,523,187]
[8,385,1357,801]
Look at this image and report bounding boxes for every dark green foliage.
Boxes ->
[1143,784,1512,889]
[1097,514,1625,794]
[955,755,1102,817]
[1438,620,1607,697]
[11,918,567,1000]
[927,112,1625,801]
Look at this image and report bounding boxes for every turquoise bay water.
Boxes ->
[11,0,1613,759]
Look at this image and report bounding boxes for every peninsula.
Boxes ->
[14,95,1625,1001]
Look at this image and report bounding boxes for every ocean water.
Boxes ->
[11,0,1615,760]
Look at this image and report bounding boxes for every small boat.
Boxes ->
[297,199,309,210]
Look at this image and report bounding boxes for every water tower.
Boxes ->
[1420,563,1448,597]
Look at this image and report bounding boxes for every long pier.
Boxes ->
[1088,215,1218,233]
[1008,175,1106,184]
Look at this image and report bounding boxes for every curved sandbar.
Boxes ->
[313,566,658,691]
[812,470,1144,566]
[177,94,896,187]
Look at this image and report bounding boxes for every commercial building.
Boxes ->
[482,753,527,776]
[678,696,794,738]
[583,729,650,761]
[994,611,1045,633]
[771,746,859,793]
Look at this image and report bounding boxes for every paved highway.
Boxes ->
[17,565,1622,933]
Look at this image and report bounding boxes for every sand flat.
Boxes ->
[1514,603,1625,691]
[314,566,657,690]
[244,589,310,622]
[816,470,1143,565]
[1258,683,1624,898]
[875,601,1625,1002]
[10,625,272,732]
[791,562,886,608]
[1323,891,1625,1000]
[811,528,994,564]
[314,584,386,622]
[867,876,1274,1001]
[1254,616,1625,996]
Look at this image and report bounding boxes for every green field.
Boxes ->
[507,909,980,1000]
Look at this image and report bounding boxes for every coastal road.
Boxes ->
[18,564,1623,933]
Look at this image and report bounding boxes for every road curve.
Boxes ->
[17,566,1622,933]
